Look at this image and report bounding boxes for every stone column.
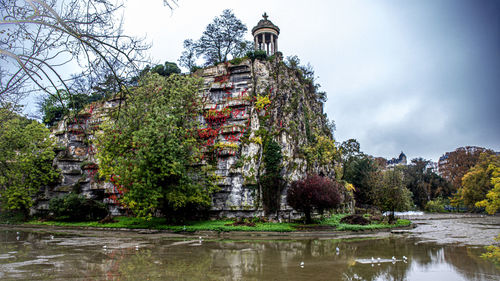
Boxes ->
[270,35,274,55]
[266,33,270,55]
[274,35,278,53]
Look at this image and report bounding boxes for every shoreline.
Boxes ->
[0,222,416,240]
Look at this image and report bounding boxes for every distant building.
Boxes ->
[386,151,407,168]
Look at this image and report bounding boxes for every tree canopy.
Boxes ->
[375,168,413,219]
[342,154,380,206]
[261,137,283,215]
[458,153,500,209]
[287,174,343,223]
[476,162,500,214]
[404,158,452,208]
[439,146,494,191]
[96,73,217,220]
[179,9,252,68]
[0,108,59,214]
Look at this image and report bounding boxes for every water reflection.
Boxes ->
[0,229,498,280]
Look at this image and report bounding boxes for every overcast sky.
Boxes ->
[122,0,499,162]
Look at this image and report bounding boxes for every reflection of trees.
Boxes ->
[444,246,500,281]
[2,230,500,280]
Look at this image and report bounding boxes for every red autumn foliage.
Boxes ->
[287,174,343,224]
[198,128,219,139]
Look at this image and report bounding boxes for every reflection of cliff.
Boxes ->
[2,231,500,280]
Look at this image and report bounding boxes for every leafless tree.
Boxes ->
[0,0,176,109]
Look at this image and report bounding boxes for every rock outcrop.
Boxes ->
[40,57,335,218]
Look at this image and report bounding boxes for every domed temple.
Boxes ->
[252,13,280,55]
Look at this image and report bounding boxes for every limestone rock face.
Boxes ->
[196,58,333,218]
[43,58,333,218]
[43,98,123,215]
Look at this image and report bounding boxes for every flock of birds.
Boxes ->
[299,247,409,268]
[101,236,205,251]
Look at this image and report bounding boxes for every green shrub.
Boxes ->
[246,50,267,61]
[49,193,108,221]
[425,198,446,213]
[0,210,27,224]
[229,57,245,65]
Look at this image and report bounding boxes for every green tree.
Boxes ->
[342,154,380,206]
[132,61,182,84]
[96,73,217,220]
[458,153,500,209]
[404,158,452,209]
[181,9,250,66]
[178,39,198,72]
[39,90,105,127]
[150,62,181,77]
[375,169,413,221]
[261,138,283,215]
[340,139,361,163]
[0,108,60,216]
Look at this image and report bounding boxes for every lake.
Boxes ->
[1,214,499,280]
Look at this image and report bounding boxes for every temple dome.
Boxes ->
[252,13,280,36]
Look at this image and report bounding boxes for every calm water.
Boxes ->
[0,227,499,281]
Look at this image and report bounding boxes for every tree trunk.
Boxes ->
[305,209,312,224]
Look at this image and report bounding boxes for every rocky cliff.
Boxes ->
[41,57,335,218]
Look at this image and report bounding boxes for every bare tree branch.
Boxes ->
[0,0,156,110]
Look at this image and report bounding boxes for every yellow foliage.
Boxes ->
[304,134,339,166]
[255,94,271,111]
[250,136,262,145]
[345,183,356,192]
[476,165,500,214]
[481,234,500,267]
[213,142,239,150]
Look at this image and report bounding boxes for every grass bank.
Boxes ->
[25,214,411,233]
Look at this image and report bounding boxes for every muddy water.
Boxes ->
[0,214,499,281]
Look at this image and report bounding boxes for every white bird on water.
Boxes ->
[403,256,408,260]
[392,256,396,261]
[135,245,139,250]
[50,235,54,240]
[300,261,304,267]
[103,245,107,249]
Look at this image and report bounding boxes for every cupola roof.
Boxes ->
[252,13,280,35]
